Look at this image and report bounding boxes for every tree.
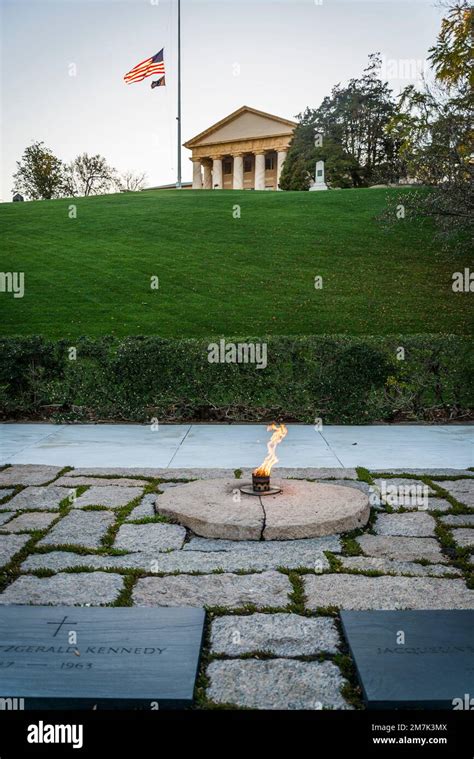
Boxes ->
[385,1,472,248]
[281,55,404,190]
[428,0,473,88]
[279,114,314,190]
[12,142,65,200]
[116,170,147,192]
[63,153,117,197]
[315,54,401,184]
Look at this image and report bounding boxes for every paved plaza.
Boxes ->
[0,463,472,709]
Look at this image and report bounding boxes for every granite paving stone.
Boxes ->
[284,468,357,480]
[37,510,115,549]
[374,497,451,513]
[157,482,187,492]
[373,478,436,492]
[372,478,435,508]
[210,613,340,656]
[206,659,349,710]
[113,523,186,552]
[0,465,63,486]
[451,528,474,549]
[0,513,13,526]
[72,486,143,508]
[68,468,167,477]
[5,486,69,511]
[133,571,292,609]
[0,489,14,501]
[338,556,461,577]
[124,494,157,521]
[22,552,123,572]
[440,515,474,527]
[421,498,453,513]
[371,469,474,477]
[183,535,341,553]
[70,467,358,480]
[0,512,58,533]
[73,468,218,479]
[0,572,123,605]
[438,480,474,507]
[54,476,150,488]
[374,512,436,537]
[304,575,474,610]
[357,535,447,563]
[316,479,370,494]
[161,539,336,571]
[0,534,30,567]
[21,545,332,573]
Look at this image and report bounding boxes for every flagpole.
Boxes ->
[176,0,182,189]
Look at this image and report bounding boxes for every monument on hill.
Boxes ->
[309,160,328,191]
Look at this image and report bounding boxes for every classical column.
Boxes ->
[192,159,203,190]
[212,157,223,189]
[254,152,266,191]
[233,154,244,190]
[277,149,288,189]
[202,161,212,190]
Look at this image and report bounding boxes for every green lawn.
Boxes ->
[0,188,471,338]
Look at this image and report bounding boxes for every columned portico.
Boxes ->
[233,154,244,190]
[203,160,212,190]
[184,106,297,191]
[254,152,266,191]
[277,150,288,189]
[192,160,203,190]
[212,157,223,189]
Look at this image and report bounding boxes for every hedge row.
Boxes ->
[0,335,472,423]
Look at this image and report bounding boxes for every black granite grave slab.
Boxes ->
[340,610,474,709]
[0,606,205,709]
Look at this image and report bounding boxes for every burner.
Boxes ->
[240,472,281,496]
[239,483,282,496]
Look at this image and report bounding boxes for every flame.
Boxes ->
[253,423,288,477]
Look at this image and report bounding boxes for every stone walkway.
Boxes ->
[0,463,473,710]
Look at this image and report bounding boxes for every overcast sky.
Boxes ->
[1,0,443,200]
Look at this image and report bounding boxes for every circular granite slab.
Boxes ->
[155,479,370,541]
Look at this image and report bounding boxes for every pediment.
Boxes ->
[184,107,297,148]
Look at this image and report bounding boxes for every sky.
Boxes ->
[0,0,444,200]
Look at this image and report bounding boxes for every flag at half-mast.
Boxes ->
[151,76,165,89]
[124,48,165,84]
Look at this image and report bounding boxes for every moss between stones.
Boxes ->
[341,537,363,556]
[357,467,374,484]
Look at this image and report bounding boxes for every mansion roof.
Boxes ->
[184,106,297,149]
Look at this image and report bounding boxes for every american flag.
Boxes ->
[124,49,165,84]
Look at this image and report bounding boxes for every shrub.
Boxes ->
[0,335,471,423]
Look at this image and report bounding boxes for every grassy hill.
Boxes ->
[0,188,471,338]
